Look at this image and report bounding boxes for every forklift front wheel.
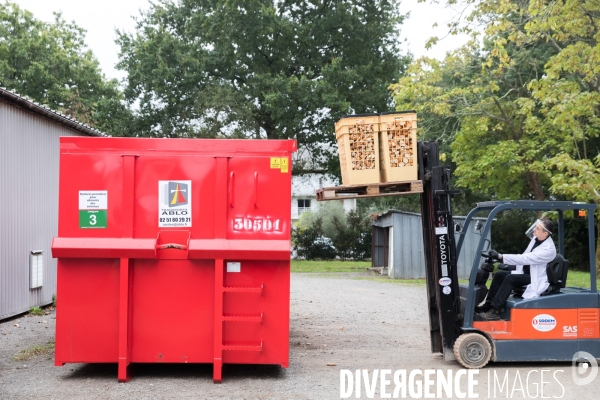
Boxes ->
[453,333,492,369]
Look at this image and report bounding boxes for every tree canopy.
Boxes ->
[392,0,600,274]
[0,1,131,135]
[116,0,409,174]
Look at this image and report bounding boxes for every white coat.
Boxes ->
[502,236,557,299]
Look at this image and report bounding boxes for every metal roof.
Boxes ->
[0,87,105,137]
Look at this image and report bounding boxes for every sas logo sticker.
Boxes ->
[563,326,578,337]
[532,314,556,332]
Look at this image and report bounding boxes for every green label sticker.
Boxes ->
[79,210,107,228]
[79,190,107,229]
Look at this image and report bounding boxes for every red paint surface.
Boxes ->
[53,137,296,382]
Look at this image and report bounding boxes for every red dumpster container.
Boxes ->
[51,137,297,382]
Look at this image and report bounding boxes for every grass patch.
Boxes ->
[29,307,44,316]
[13,341,55,361]
[291,260,371,273]
[566,270,600,289]
[291,261,600,289]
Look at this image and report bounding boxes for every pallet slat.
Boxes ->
[316,180,423,201]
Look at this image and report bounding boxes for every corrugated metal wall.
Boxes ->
[0,101,79,319]
[372,211,491,279]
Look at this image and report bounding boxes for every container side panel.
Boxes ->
[55,259,120,362]
[133,156,216,238]
[222,260,290,365]
[129,260,215,363]
[57,153,123,238]
[227,156,292,241]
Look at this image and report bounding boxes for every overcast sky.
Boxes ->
[12,0,469,82]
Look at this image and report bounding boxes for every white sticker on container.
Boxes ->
[227,262,241,273]
[79,191,107,210]
[158,180,192,227]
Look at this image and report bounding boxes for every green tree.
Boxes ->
[400,0,600,275]
[116,0,408,174]
[0,2,132,135]
[519,0,600,276]
[391,23,559,200]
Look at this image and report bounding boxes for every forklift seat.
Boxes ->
[512,254,568,297]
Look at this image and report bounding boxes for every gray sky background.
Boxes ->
[12,0,469,81]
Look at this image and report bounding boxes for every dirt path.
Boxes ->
[0,273,596,399]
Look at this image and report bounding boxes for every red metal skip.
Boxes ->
[52,137,297,382]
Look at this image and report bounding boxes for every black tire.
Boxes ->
[453,333,492,369]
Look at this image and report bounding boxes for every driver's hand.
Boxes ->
[497,263,516,271]
[489,250,502,261]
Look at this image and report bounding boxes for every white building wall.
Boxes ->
[291,174,357,222]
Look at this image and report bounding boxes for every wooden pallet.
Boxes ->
[316,180,423,201]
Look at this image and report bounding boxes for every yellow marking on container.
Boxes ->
[270,157,281,169]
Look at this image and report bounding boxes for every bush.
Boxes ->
[292,217,337,260]
[292,203,372,260]
[563,216,596,271]
[491,209,596,271]
[491,209,534,254]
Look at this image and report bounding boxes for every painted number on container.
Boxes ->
[233,218,281,232]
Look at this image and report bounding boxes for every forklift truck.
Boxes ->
[418,141,599,368]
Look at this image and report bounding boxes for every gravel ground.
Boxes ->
[1,272,597,399]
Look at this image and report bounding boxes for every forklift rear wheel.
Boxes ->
[453,333,492,369]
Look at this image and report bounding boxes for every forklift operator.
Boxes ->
[476,219,556,321]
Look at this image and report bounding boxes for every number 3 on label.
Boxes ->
[89,214,97,225]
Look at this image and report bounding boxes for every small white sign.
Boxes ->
[435,226,448,235]
[441,264,448,277]
[79,191,107,210]
[442,286,451,295]
[158,180,192,227]
[227,262,241,273]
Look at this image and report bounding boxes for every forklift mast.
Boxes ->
[418,141,462,360]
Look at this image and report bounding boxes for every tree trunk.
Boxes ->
[526,172,545,201]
